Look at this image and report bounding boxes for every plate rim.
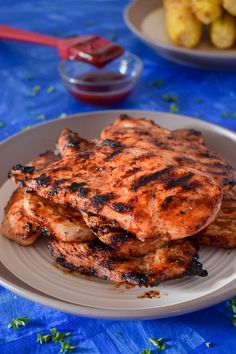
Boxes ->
[0,109,236,319]
[124,0,236,59]
[0,260,235,320]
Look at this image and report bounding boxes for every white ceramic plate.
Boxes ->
[124,0,236,70]
[0,110,235,319]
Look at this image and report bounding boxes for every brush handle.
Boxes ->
[0,24,59,47]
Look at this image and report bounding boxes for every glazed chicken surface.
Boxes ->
[2,114,236,286]
[10,142,222,242]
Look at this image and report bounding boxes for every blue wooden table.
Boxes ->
[0,1,235,353]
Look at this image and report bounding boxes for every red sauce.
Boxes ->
[137,290,160,299]
[68,71,132,105]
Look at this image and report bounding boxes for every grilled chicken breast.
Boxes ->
[10,142,222,242]
[1,189,41,246]
[24,192,94,243]
[1,151,58,245]
[50,237,207,286]
[195,185,236,248]
[101,115,236,186]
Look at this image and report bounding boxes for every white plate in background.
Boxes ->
[124,0,236,70]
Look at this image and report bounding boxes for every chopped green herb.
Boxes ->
[169,103,179,113]
[29,85,41,97]
[37,333,51,344]
[8,316,29,330]
[47,85,55,94]
[59,340,77,353]
[36,114,45,121]
[116,331,123,336]
[228,298,236,312]
[50,328,71,343]
[24,74,33,81]
[0,120,5,128]
[21,125,33,132]
[148,80,164,88]
[110,33,118,41]
[205,341,214,348]
[194,98,203,104]
[228,298,236,326]
[141,349,151,354]
[162,94,178,102]
[84,20,94,27]
[149,337,166,350]
[221,112,229,118]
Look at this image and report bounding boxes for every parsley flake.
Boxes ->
[149,337,166,350]
[37,333,51,344]
[50,328,71,343]
[36,114,45,121]
[162,94,178,102]
[221,112,229,118]
[169,103,179,113]
[0,120,5,128]
[194,98,203,104]
[205,341,214,348]
[141,349,151,354]
[21,125,33,132]
[110,33,118,41]
[24,74,33,81]
[116,331,123,336]
[59,340,77,353]
[228,298,236,326]
[29,85,41,97]
[8,316,29,330]
[47,85,55,94]
[148,80,164,88]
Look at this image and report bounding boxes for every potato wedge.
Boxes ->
[164,0,202,48]
[223,0,236,16]
[210,12,236,49]
[191,0,222,24]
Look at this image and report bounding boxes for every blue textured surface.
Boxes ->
[0,1,235,353]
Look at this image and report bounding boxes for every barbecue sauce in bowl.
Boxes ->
[69,72,132,105]
[58,53,143,106]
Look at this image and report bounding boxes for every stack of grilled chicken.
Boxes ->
[2,115,236,286]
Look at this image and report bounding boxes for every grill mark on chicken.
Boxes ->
[131,166,175,192]
[101,139,125,149]
[112,203,134,213]
[92,193,115,208]
[36,176,51,187]
[165,173,193,189]
[12,164,35,175]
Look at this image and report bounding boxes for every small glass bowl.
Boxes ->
[58,52,143,106]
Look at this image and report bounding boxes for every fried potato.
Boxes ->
[191,0,222,24]
[223,0,236,16]
[210,12,236,48]
[164,0,202,48]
